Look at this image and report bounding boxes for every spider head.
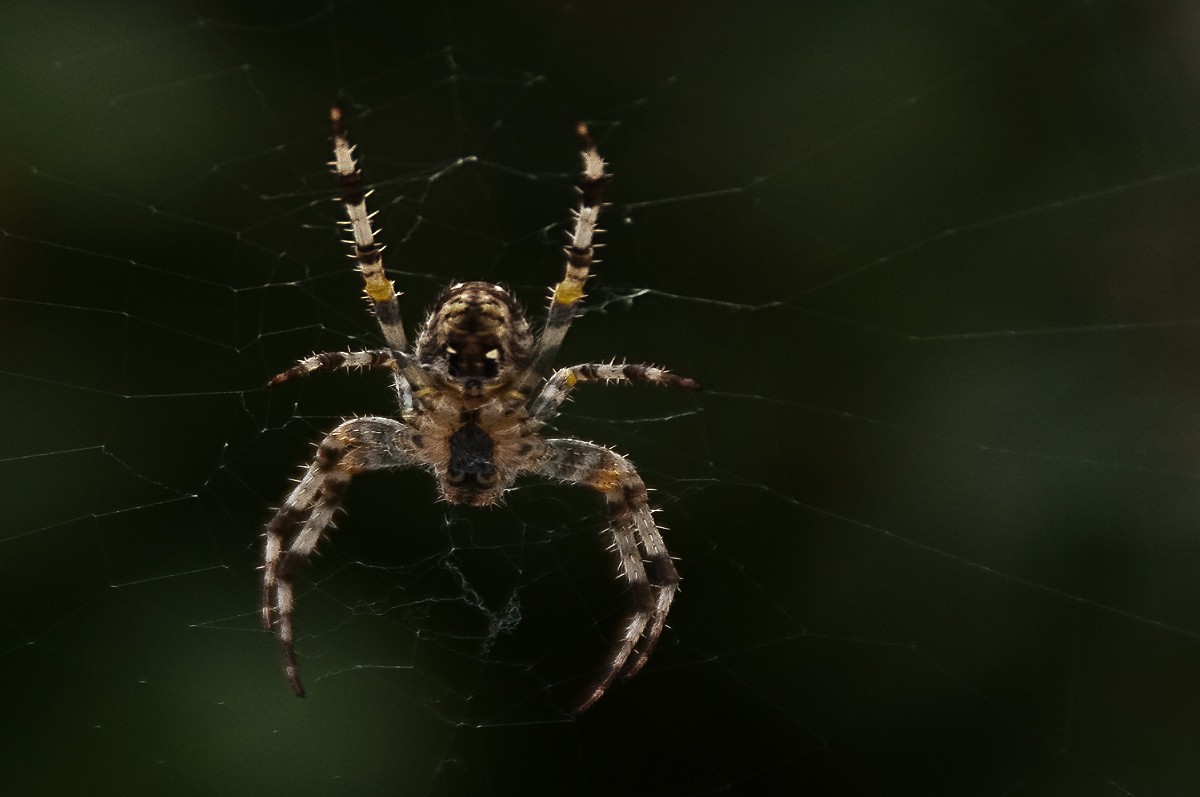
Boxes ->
[416,282,534,396]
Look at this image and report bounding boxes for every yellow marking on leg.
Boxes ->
[553,280,584,306]
[363,273,396,302]
[590,468,622,493]
[565,371,578,387]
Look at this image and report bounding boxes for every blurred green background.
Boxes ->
[4,1,1200,794]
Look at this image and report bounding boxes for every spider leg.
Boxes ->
[518,124,611,393]
[535,438,680,713]
[262,417,416,696]
[331,105,406,352]
[329,105,428,399]
[529,362,700,421]
[267,348,395,386]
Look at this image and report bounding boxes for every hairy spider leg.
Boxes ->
[519,123,611,393]
[267,348,396,386]
[330,104,406,351]
[262,418,417,696]
[330,104,427,413]
[536,438,680,713]
[529,362,701,421]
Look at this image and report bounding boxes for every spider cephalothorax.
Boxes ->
[261,106,699,712]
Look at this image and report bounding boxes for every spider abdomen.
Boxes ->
[415,282,534,386]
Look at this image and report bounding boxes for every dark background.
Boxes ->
[3,1,1200,794]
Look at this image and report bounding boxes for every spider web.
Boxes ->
[4,0,1200,793]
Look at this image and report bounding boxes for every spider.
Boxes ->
[261,106,699,713]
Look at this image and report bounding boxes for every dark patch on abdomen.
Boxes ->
[447,421,497,491]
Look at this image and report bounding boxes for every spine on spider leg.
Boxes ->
[329,104,408,353]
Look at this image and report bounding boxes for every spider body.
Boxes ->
[412,281,538,504]
[261,107,699,712]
